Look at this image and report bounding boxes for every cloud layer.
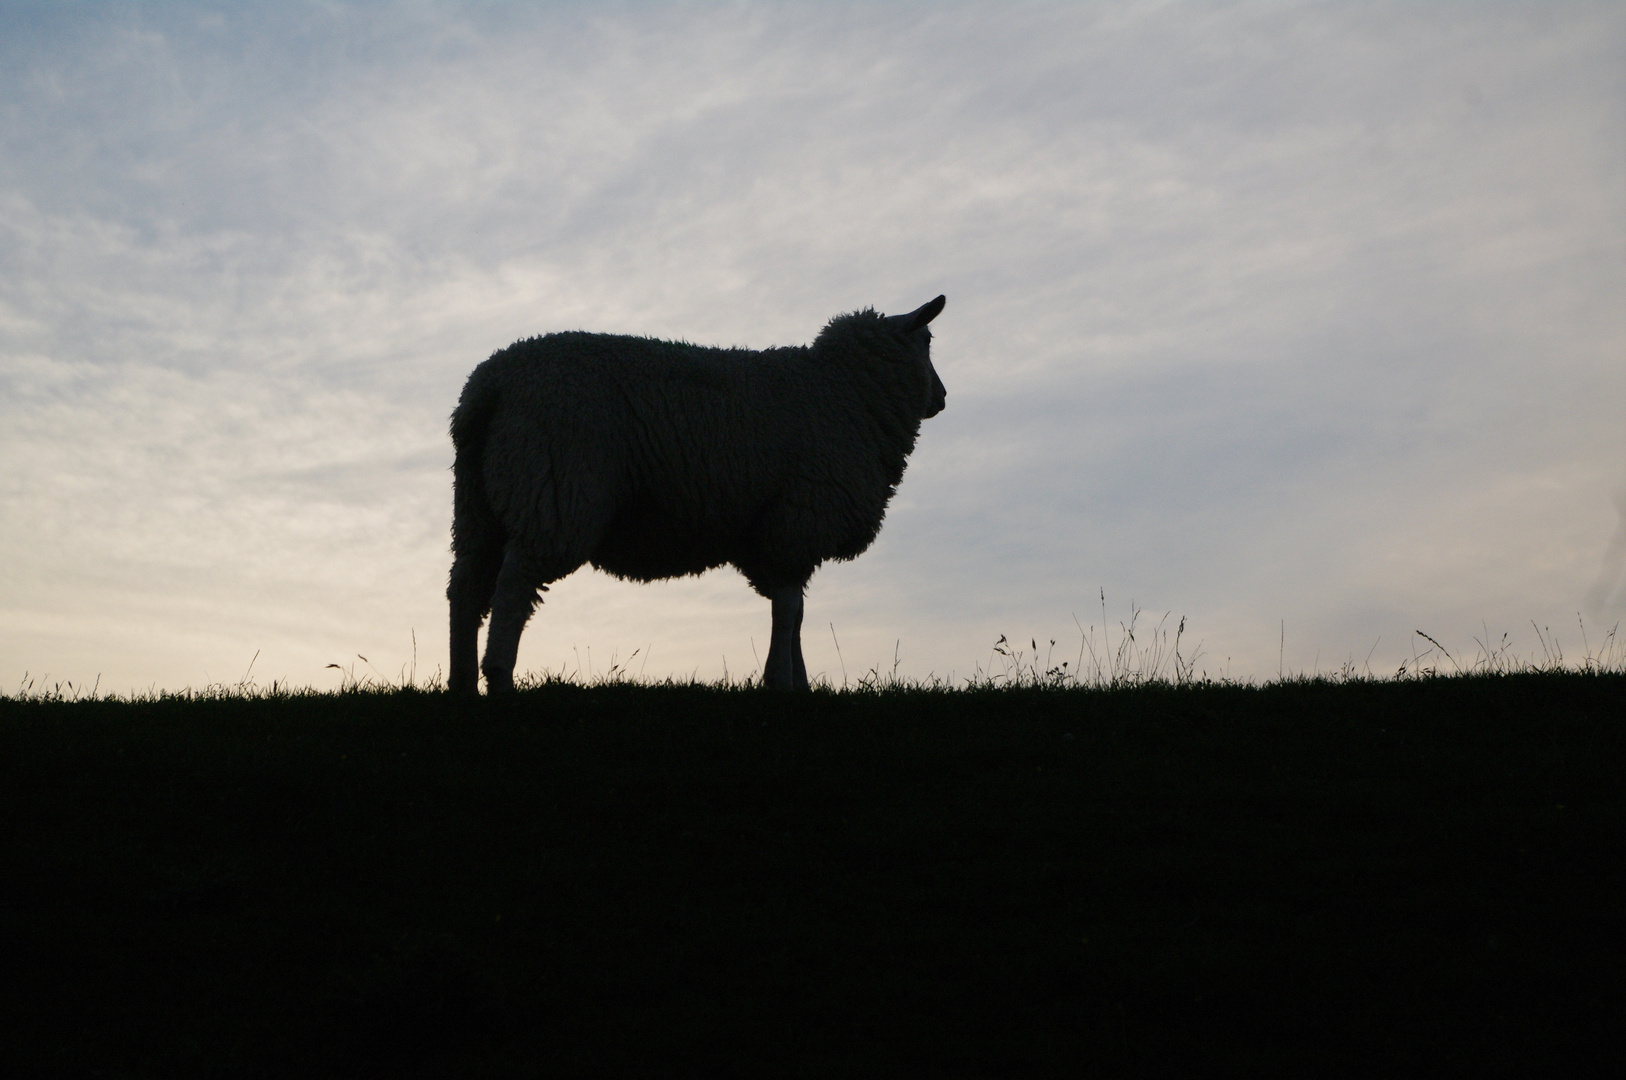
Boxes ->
[2,2,1623,692]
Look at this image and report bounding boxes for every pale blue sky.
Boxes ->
[3,2,1623,692]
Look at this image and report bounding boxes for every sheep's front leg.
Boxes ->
[764,585,808,690]
[791,599,807,689]
[482,547,544,694]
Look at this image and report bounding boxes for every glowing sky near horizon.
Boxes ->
[2,2,1623,693]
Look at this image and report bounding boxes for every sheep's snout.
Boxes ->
[924,366,947,418]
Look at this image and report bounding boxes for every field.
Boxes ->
[2,673,1622,1076]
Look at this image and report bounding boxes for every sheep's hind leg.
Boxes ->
[448,547,502,695]
[764,584,809,691]
[481,547,546,694]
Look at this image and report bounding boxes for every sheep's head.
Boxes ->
[816,296,948,421]
[881,295,947,419]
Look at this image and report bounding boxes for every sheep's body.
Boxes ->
[448,296,946,693]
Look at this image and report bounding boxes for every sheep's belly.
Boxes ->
[589,507,731,583]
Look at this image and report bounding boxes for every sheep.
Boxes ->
[447,294,948,694]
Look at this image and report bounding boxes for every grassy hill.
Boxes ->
[2,674,1622,1076]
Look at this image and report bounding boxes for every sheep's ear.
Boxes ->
[884,295,946,334]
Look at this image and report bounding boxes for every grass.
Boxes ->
[2,662,1623,1077]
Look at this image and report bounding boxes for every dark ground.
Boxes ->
[1,674,1622,1077]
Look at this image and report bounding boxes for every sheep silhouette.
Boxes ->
[448,295,948,693]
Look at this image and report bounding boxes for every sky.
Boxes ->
[2,1,1623,694]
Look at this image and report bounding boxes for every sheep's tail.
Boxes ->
[449,364,506,562]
